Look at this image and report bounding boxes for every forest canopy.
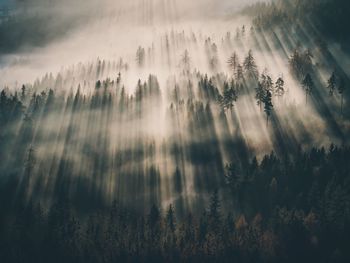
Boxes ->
[242,0,350,45]
[0,0,350,262]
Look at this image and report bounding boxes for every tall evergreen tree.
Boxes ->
[327,71,337,96]
[218,81,238,112]
[166,205,176,233]
[136,46,145,67]
[243,49,259,80]
[181,49,191,71]
[263,90,273,126]
[256,81,266,111]
[302,73,314,104]
[228,52,239,75]
[235,64,244,82]
[261,73,273,93]
[21,85,26,102]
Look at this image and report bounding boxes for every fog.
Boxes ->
[0,0,264,96]
[0,0,349,212]
[0,0,264,83]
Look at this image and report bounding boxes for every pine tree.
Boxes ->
[289,49,301,76]
[235,64,244,82]
[173,166,182,194]
[181,49,191,71]
[327,71,337,96]
[148,204,161,229]
[135,79,143,102]
[275,76,285,98]
[21,85,26,101]
[95,80,101,89]
[255,81,266,111]
[218,81,238,112]
[261,73,273,93]
[303,49,313,67]
[224,163,245,197]
[166,205,176,233]
[228,52,239,75]
[263,90,273,126]
[243,50,259,80]
[302,73,314,104]
[136,46,145,67]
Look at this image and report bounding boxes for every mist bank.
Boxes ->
[0,0,262,54]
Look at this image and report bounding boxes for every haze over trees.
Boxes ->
[0,0,350,262]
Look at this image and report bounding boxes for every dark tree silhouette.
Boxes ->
[263,90,273,126]
[136,46,146,67]
[327,71,337,96]
[181,49,191,71]
[261,73,273,93]
[255,81,265,111]
[302,73,314,104]
[218,81,238,112]
[289,49,313,79]
[227,52,239,75]
[243,49,259,80]
[166,204,176,233]
[275,76,285,98]
[235,64,244,82]
[0,145,350,262]
[208,189,221,233]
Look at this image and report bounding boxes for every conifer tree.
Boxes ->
[218,81,238,112]
[228,52,239,75]
[166,205,176,233]
[243,50,259,80]
[235,64,244,82]
[327,71,337,96]
[263,90,273,126]
[256,81,266,111]
[302,73,314,104]
[136,46,145,67]
[275,76,285,98]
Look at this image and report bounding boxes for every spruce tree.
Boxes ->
[255,81,266,111]
[228,52,239,75]
[275,76,285,98]
[243,49,259,79]
[302,73,314,104]
[263,90,273,126]
[327,71,337,96]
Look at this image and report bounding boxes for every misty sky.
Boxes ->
[0,0,265,14]
[0,0,267,86]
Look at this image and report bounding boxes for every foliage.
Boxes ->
[1,146,350,262]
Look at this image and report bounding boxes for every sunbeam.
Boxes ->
[1,0,350,262]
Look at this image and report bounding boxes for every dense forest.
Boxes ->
[1,146,350,262]
[242,0,350,45]
[0,0,350,262]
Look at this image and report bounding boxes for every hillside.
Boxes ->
[0,0,350,262]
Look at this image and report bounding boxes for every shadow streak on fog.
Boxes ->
[0,0,349,216]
